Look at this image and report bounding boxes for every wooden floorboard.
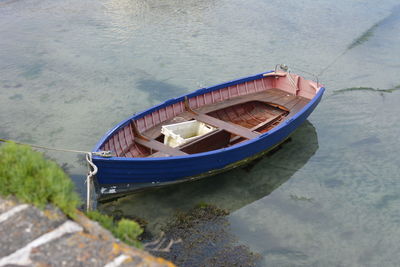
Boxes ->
[250,112,284,131]
[229,112,286,143]
[190,112,259,139]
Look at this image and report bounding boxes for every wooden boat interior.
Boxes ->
[100,72,319,158]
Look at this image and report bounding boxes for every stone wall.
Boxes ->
[0,197,175,267]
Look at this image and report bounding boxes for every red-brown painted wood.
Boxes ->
[100,74,316,158]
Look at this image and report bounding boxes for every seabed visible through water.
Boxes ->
[1,0,400,266]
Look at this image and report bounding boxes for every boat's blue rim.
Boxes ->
[92,71,325,162]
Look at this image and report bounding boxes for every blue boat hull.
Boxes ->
[92,72,325,186]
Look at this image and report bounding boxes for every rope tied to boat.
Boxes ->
[0,138,112,211]
[0,138,113,157]
[85,152,97,211]
[274,63,321,90]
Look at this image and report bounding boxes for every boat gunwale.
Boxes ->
[92,71,325,162]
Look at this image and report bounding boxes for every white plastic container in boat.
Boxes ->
[161,120,216,148]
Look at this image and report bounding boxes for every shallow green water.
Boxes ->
[1,0,400,265]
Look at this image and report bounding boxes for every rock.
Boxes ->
[0,197,175,267]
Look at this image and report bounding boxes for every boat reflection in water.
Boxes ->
[98,120,318,231]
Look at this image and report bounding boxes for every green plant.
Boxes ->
[85,210,114,230]
[86,210,143,248]
[195,201,210,209]
[0,142,81,217]
[114,219,143,248]
[0,142,143,247]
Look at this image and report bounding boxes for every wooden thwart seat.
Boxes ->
[143,108,259,157]
[189,112,259,139]
[184,96,260,140]
[135,138,188,156]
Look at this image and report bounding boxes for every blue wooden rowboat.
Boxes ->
[92,68,324,198]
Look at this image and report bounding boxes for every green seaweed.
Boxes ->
[9,94,23,100]
[348,22,380,50]
[86,210,143,248]
[196,201,211,209]
[2,81,22,89]
[0,142,81,217]
[153,204,261,267]
[290,194,313,202]
[320,15,390,76]
[334,86,400,94]
[347,5,400,50]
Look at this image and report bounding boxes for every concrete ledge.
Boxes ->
[0,197,175,267]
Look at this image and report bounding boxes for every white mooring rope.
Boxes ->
[85,152,98,211]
